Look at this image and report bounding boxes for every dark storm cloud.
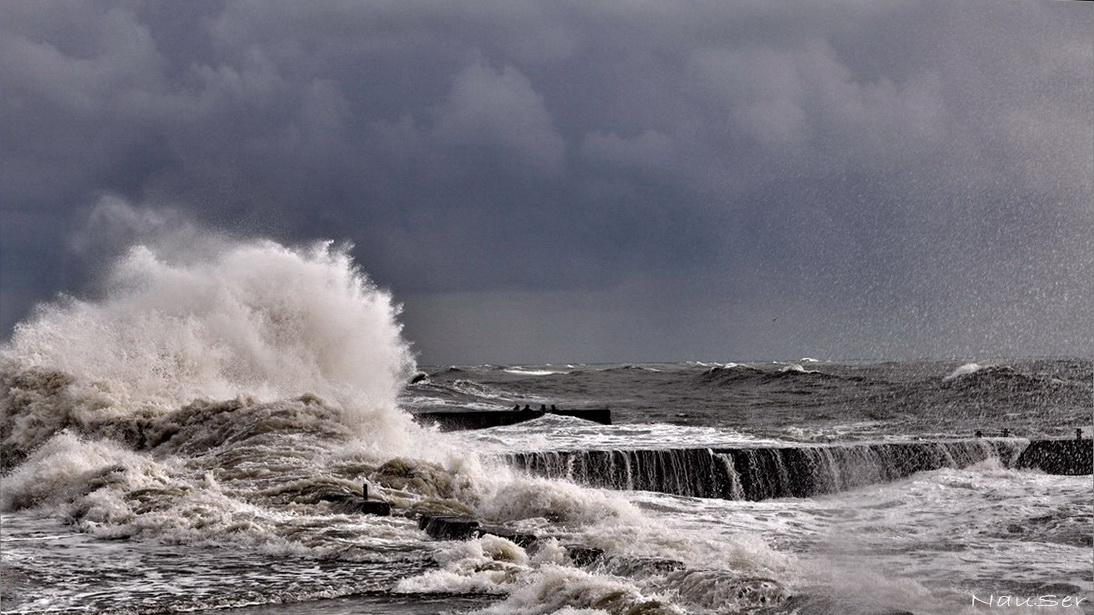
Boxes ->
[1,0,1091,363]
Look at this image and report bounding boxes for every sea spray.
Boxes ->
[1,236,456,552]
[0,430,169,514]
[2,239,419,462]
[1,230,803,613]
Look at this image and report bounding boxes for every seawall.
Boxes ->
[1015,439,1093,475]
[416,408,611,431]
[505,438,1090,502]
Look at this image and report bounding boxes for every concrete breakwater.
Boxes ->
[416,408,612,431]
[1014,439,1093,476]
[504,439,1090,502]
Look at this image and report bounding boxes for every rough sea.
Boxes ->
[1,240,1091,615]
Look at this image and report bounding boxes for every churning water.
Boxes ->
[2,239,1090,614]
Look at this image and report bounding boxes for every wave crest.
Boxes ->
[2,239,417,450]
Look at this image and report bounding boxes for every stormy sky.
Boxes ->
[2,0,1091,365]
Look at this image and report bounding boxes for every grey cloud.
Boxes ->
[367,61,567,181]
[580,130,679,179]
[1,0,1090,363]
[433,63,566,176]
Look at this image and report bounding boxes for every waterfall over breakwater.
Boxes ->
[505,439,1027,501]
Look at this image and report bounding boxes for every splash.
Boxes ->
[943,362,984,381]
[1,237,418,462]
[0,224,803,615]
[0,228,655,534]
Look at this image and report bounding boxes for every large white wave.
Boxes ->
[0,224,797,614]
[6,239,414,413]
[0,229,653,533]
[1,238,421,458]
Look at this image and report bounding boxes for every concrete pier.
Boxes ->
[506,437,1090,504]
[1015,439,1093,475]
[415,408,611,431]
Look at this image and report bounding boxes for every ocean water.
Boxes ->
[1,239,1091,615]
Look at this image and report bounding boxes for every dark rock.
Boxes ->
[564,544,605,567]
[328,495,391,516]
[473,526,539,548]
[418,515,480,540]
[416,515,539,547]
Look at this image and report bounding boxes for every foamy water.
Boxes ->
[447,414,783,453]
[0,236,801,615]
[2,233,1090,615]
[629,461,1091,609]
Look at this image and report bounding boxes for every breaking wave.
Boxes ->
[944,362,986,381]
[2,239,418,459]
[695,363,839,387]
[0,238,465,548]
[939,362,1088,399]
[1,232,799,614]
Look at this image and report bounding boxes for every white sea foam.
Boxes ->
[449,415,781,454]
[943,362,984,381]
[628,463,1092,614]
[51,240,409,408]
[1,238,423,460]
[503,368,568,376]
[0,430,165,513]
[478,564,685,615]
[0,222,804,613]
[779,363,819,374]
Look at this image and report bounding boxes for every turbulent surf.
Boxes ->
[2,238,1091,615]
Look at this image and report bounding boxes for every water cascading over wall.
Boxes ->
[505,439,1026,501]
